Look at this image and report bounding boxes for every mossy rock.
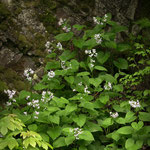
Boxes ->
[4,69,19,81]
[0,21,9,31]
[0,3,10,21]
[39,0,57,10]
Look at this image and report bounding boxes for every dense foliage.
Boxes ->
[1,14,150,150]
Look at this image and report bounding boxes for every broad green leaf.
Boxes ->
[28,124,38,131]
[73,114,86,127]
[113,58,128,69]
[8,137,18,150]
[125,111,136,123]
[1,126,8,135]
[47,126,61,140]
[65,136,75,146]
[99,95,109,104]
[0,140,7,149]
[53,137,66,148]
[73,24,86,30]
[48,115,60,124]
[77,72,90,76]
[94,66,107,71]
[59,50,76,61]
[125,138,134,149]
[89,78,102,87]
[64,104,77,115]
[111,132,120,141]
[85,121,102,132]
[116,117,125,124]
[34,83,48,90]
[45,61,60,70]
[79,131,94,141]
[79,146,87,150]
[64,76,74,84]
[55,32,73,41]
[79,102,94,110]
[102,118,113,128]
[73,38,84,49]
[117,126,133,135]
[97,51,110,64]
[84,38,97,48]
[113,84,123,92]
[104,41,117,49]
[100,74,117,83]
[111,24,127,33]
[19,90,31,100]
[117,43,131,52]
[29,137,36,147]
[139,112,150,121]
[46,53,56,58]
[131,121,143,131]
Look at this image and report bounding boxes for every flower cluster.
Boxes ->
[61,61,72,70]
[57,42,63,50]
[110,112,119,118]
[70,128,83,140]
[104,82,112,90]
[41,91,54,103]
[27,99,40,109]
[34,111,40,119]
[58,18,71,32]
[93,17,103,25]
[103,14,108,22]
[84,85,90,94]
[24,68,34,81]
[129,100,141,108]
[85,49,97,68]
[4,89,16,106]
[48,71,55,80]
[94,33,102,44]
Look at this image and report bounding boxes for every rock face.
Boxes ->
[0,0,149,93]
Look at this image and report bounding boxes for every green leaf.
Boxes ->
[89,78,102,87]
[111,132,120,141]
[64,104,77,115]
[48,115,60,124]
[65,136,75,146]
[84,38,97,48]
[73,38,84,49]
[59,50,76,61]
[85,121,102,132]
[46,53,56,58]
[117,43,131,52]
[64,76,74,84]
[0,140,7,149]
[77,72,90,77]
[113,58,128,69]
[97,51,110,64]
[136,18,150,28]
[28,124,38,131]
[99,95,109,104]
[53,137,66,148]
[102,118,113,128]
[79,131,94,141]
[73,24,86,30]
[113,84,123,92]
[47,126,61,140]
[104,41,117,49]
[125,111,137,123]
[111,24,127,33]
[73,114,86,127]
[34,83,48,90]
[8,137,18,150]
[115,117,126,124]
[94,66,107,71]
[1,126,8,135]
[117,126,133,135]
[19,90,31,99]
[45,61,60,70]
[125,138,134,149]
[131,121,143,131]
[79,146,87,150]
[139,112,150,121]
[55,32,73,41]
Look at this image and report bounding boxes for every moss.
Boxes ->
[0,3,10,21]
[14,80,30,91]
[4,69,18,82]
[39,0,57,10]
[0,81,8,92]
[0,22,9,31]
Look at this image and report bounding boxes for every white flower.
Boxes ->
[70,128,83,140]
[57,42,63,50]
[129,100,141,108]
[78,82,82,86]
[84,85,90,94]
[104,82,112,90]
[48,71,55,79]
[62,26,71,32]
[94,34,102,44]
[41,91,54,103]
[45,41,50,49]
[6,102,12,106]
[24,68,34,81]
[110,112,119,118]
[58,18,66,26]
[93,17,100,25]
[73,89,76,92]
[90,63,94,68]
[24,112,27,115]
[34,116,38,119]
[35,111,39,115]
[4,89,16,99]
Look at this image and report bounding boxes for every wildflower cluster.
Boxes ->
[4,89,16,106]
[45,41,53,53]
[70,128,83,140]
[61,61,72,70]
[58,18,71,32]
[85,49,97,68]
[27,99,40,109]
[93,14,108,25]
[56,42,63,50]
[41,91,54,103]
[24,68,34,81]
[84,85,90,94]
[104,82,112,90]
[129,100,141,108]
[110,112,119,118]
[48,71,55,80]
[94,33,102,44]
